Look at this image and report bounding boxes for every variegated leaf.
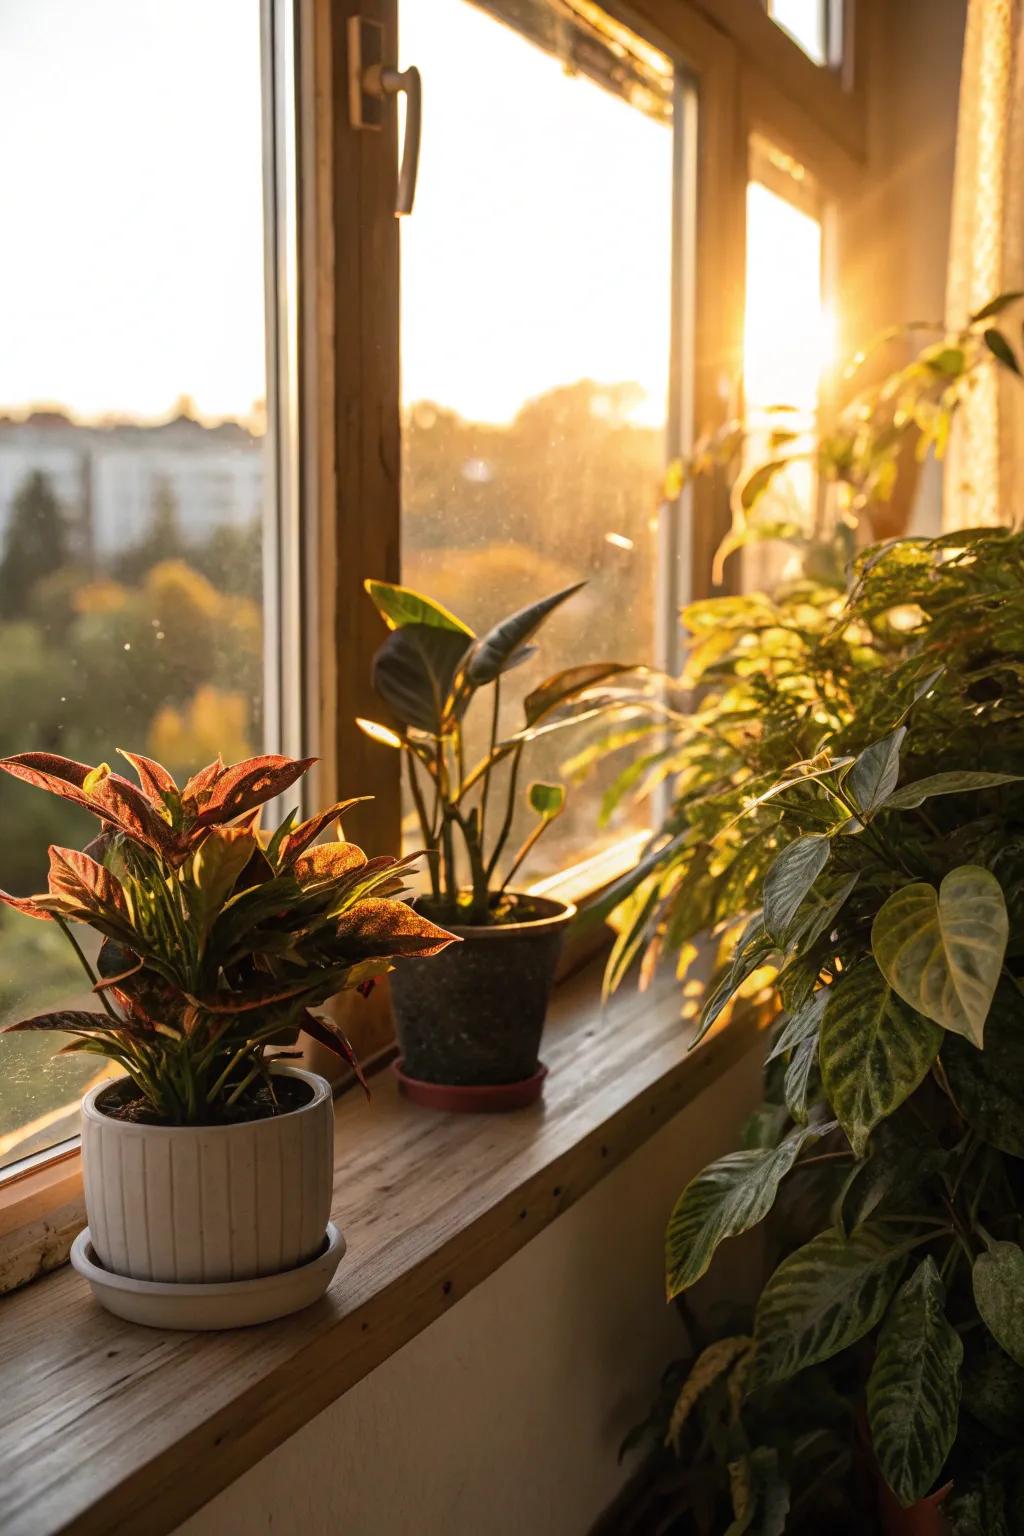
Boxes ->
[820,960,941,1155]
[749,1225,908,1389]
[973,1240,1024,1367]
[872,866,1008,1046]
[868,1257,962,1507]
[666,1121,832,1297]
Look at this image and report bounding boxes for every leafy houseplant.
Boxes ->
[607,527,1024,1530]
[357,577,635,1105]
[0,748,455,1319]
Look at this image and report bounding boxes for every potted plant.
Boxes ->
[596,305,1024,1531]
[356,578,636,1109]
[0,748,455,1327]
[603,528,1024,1530]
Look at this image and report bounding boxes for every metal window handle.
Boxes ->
[348,17,422,217]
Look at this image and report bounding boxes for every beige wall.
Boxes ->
[178,1047,763,1536]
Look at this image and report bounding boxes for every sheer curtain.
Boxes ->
[945,0,1024,529]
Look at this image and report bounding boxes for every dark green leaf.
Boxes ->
[749,1225,909,1390]
[884,771,1021,811]
[983,327,1022,375]
[371,623,472,734]
[970,291,1024,323]
[820,961,941,1155]
[765,991,827,1065]
[740,459,789,511]
[973,1240,1024,1366]
[763,836,830,946]
[846,727,906,817]
[867,1257,962,1507]
[466,581,585,686]
[665,1121,832,1297]
[783,1033,819,1124]
[527,781,565,818]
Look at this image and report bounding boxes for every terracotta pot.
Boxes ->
[80,1064,334,1284]
[878,1477,952,1535]
[388,892,575,1095]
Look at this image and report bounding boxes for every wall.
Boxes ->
[178,1047,763,1536]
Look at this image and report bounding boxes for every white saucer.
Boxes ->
[70,1223,346,1331]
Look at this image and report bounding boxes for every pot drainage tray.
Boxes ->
[70,1222,346,1330]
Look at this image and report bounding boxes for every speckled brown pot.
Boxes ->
[388,893,575,1090]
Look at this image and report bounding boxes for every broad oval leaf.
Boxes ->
[363,578,473,635]
[763,835,831,946]
[820,961,941,1156]
[846,727,906,817]
[466,581,585,686]
[749,1224,909,1390]
[973,1241,1024,1366]
[868,1257,962,1508]
[665,1121,830,1298]
[944,986,1024,1156]
[883,771,1022,812]
[371,624,473,734]
[871,865,1008,1046]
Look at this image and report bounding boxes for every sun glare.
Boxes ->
[744,179,828,420]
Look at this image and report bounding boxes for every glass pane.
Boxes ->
[742,177,829,589]
[398,0,674,884]
[768,0,829,65]
[0,0,268,1172]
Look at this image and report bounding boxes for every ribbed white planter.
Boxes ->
[80,1065,334,1285]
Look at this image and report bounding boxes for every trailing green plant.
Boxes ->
[604,525,1024,1526]
[0,749,456,1124]
[356,578,638,926]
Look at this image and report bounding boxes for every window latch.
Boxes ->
[347,16,422,217]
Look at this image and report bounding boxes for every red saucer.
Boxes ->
[392,1059,548,1112]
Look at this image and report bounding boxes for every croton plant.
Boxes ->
[0,750,455,1124]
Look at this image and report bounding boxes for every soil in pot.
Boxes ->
[94,1071,314,1126]
[389,891,574,1090]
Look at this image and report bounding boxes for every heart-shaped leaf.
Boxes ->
[665,1121,831,1298]
[973,1241,1024,1366]
[871,865,1008,1046]
[846,727,906,817]
[868,1257,962,1508]
[363,578,473,635]
[944,985,1024,1156]
[820,960,942,1155]
[763,836,831,945]
[884,771,1021,811]
[527,781,565,819]
[749,1225,908,1390]
[371,624,473,734]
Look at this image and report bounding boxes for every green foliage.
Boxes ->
[0,749,456,1124]
[359,579,639,925]
[0,471,67,619]
[867,1257,963,1507]
[606,378,1024,1515]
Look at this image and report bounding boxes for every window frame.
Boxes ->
[0,0,872,1223]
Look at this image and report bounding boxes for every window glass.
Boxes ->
[767,0,829,65]
[741,176,829,589]
[0,0,269,1171]
[398,0,675,881]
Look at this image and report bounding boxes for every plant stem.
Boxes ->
[486,741,524,885]
[499,809,562,895]
[479,678,501,851]
[405,749,440,900]
[54,916,121,1022]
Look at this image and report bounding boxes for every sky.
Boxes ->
[0,0,824,431]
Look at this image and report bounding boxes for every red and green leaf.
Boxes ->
[334,898,457,958]
[300,1008,370,1096]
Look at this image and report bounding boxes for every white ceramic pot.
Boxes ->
[80,1065,334,1284]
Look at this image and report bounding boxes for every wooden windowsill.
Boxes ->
[0,959,763,1536]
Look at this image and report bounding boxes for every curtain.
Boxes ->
[945,0,1024,529]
